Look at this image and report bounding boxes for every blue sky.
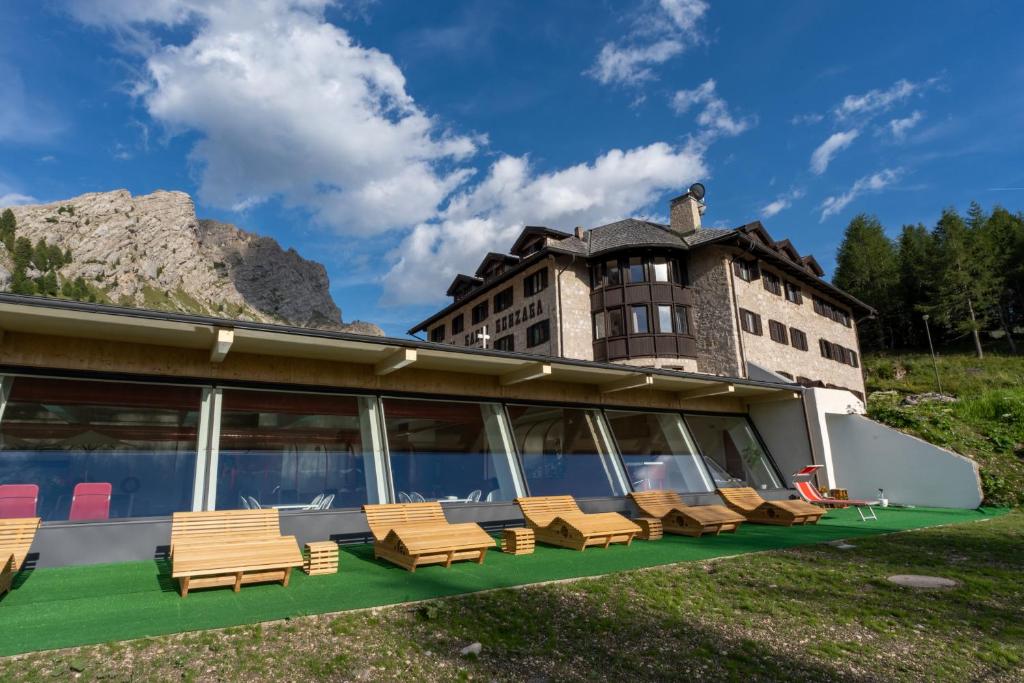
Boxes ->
[1,1,1022,336]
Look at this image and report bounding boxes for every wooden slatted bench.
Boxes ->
[629,490,745,537]
[514,496,640,551]
[170,510,303,597]
[363,502,495,572]
[717,487,825,526]
[0,517,41,599]
[633,517,663,541]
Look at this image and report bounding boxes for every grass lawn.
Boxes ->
[1,509,1021,682]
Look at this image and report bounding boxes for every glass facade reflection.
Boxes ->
[382,398,519,503]
[0,372,788,519]
[216,390,384,511]
[604,410,713,493]
[0,377,200,521]
[508,405,626,498]
[684,414,782,489]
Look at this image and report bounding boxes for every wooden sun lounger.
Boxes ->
[362,502,495,572]
[629,490,745,537]
[0,517,41,599]
[515,495,641,551]
[170,509,303,597]
[717,487,826,526]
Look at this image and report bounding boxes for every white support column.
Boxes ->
[358,396,389,504]
[592,411,630,496]
[482,403,526,498]
[0,375,11,424]
[193,387,223,511]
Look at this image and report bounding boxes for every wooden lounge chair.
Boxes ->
[717,487,825,526]
[0,517,41,599]
[362,502,495,572]
[629,490,745,537]
[170,509,303,597]
[792,465,878,521]
[515,495,641,551]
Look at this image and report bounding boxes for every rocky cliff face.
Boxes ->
[0,189,382,335]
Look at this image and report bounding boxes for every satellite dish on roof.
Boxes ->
[688,182,706,201]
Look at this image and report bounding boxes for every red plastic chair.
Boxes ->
[0,484,39,519]
[69,482,112,521]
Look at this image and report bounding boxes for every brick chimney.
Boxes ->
[669,189,705,236]
[574,226,586,239]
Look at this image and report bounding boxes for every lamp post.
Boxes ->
[922,314,942,394]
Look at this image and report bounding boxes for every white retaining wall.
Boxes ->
[801,387,982,509]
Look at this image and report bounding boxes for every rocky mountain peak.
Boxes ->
[0,189,382,335]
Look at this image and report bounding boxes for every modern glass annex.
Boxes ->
[0,373,786,522]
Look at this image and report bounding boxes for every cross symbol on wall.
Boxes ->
[477,326,491,349]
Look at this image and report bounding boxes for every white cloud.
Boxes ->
[75,0,479,235]
[72,1,717,309]
[0,192,37,207]
[835,77,938,120]
[790,112,824,125]
[671,79,755,137]
[760,188,805,218]
[888,110,924,140]
[810,129,859,175]
[587,0,708,86]
[819,168,901,221]
[382,142,707,305]
[658,0,709,31]
[588,40,685,86]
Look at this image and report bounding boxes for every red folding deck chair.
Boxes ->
[69,482,112,521]
[0,484,39,519]
[792,466,878,521]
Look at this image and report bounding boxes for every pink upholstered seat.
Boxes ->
[0,484,39,519]
[69,482,112,521]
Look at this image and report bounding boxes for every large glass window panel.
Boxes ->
[508,405,626,498]
[657,305,673,333]
[382,398,519,503]
[627,257,646,283]
[216,390,383,511]
[0,376,201,521]
[652,257,670,282]
[683,414,782,490]
[604,410,713,493]
[631,305,649,333]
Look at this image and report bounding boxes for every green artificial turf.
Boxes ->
[0,506,1005,657]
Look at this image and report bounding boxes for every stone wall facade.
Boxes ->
[554,256,595,361]
[424,258,557,356]
[688,248,744,377]
[729,251,866,395]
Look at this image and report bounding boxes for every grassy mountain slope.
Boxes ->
[864,352,1024,506]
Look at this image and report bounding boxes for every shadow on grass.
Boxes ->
[383,517,1024,682]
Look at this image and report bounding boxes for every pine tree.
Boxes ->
[44,271,59,295]
[896,224,937,348]
[0,208,15,251]
[12,236,33,269]
[47,243,65,269]
[832,214,900,351]
[926,208,999,358]
[31,238,50,271]
[10,268,35,295]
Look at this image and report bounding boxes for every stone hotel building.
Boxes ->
[410,186,873,398]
